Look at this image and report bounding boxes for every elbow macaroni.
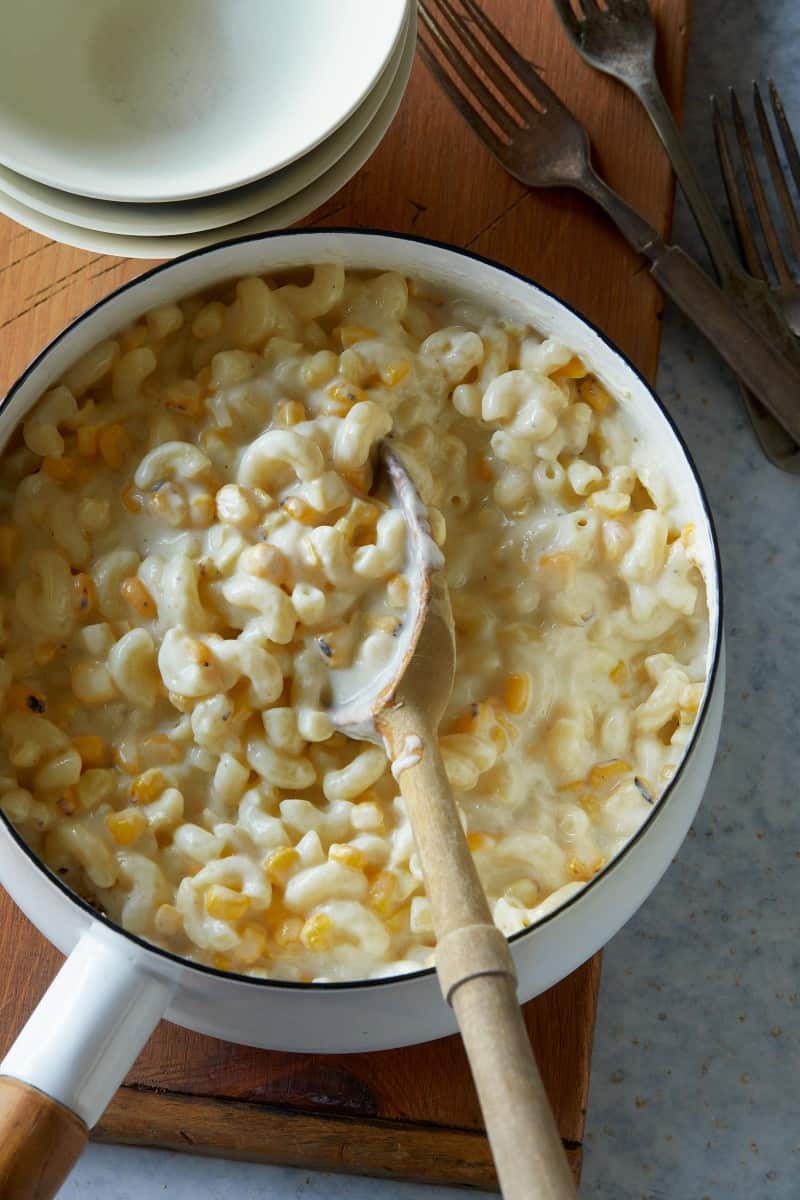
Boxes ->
[0,266,709,981]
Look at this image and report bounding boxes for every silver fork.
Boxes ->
[713,82,800,336]
[551,0,800,470]
[418,0,800,444]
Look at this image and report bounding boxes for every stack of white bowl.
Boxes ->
[0,0,414,258]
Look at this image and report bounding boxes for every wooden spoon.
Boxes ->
[328,445,577,1200]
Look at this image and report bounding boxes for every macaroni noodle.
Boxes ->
[0,265,709,982]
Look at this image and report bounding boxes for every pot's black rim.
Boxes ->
[0,227,724,993]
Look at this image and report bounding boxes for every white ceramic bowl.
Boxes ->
[0,231,723,1143]
[0,12,417,259]
[0,0,408,202]
[0,6,410,238]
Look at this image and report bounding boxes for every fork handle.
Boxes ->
[633,77,743,285]
[580,171,800,442]
[645,243,800,442]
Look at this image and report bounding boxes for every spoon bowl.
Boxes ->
[327,445,453,743]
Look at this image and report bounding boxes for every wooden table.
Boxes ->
[0,1,691,1190]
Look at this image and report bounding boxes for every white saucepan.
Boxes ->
[0,231,724,1195]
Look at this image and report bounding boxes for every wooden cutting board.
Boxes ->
[0,1,690,1190]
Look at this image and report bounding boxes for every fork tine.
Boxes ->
[418,2,519,140]
[435,0,539,124]
[550,0,584,41]
[753,82,800,262]
[730,86,792,286]
[459,0,564,114]
[769,79,800,214]
[711,95,768,282]
[417,33,506,161]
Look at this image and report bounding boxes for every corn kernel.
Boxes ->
[499,672,530,715]
[569,855,606,882]
[55,788,78,816]
[489,722,509,753]
[282,495,318,525]
[130,767,166,804]
[113,741,141,774]
[364,615,400,637]
[467,831,491,851]
[579,377,611,412]
[42,456,77,482]
[140,733,182,766]
[8,684,47,714]
[273,915,303,947]
[300,912,333,951]
[264,846,299,885]
[589,759,632,787]
[238,543,288,586]
[205,884,250,922]
[163,380,203,418]
[77,425,100,457]
[121,576,157,619]
[211,953,232,971]
[386,573,409,610]
[73,735,107,769]
[72,572,95,616]
[34,641,59,666]
[609,661,626,684]
[0,525,19,568]
[236,923,268,965]
[106,808,147,846]
[195,365,212,394]
[340,465,372,494]
[120,325,147,352]
[368,870,397,916]
[329,843,366,870]
[227,678,255,722]
[476,454,494,483]
[578,791,602,816]
[154,903,182,938]
[538,551,576,587]
[551,355,588,381]
[326,381,367,413]
[98,424,131,470]
[275,400,306,427]
[380,360,411,387]
[680,522,696,548]
[120,483,142,513]
[190,492,215,528]
[450,705,480,735]
[339,324,376,349]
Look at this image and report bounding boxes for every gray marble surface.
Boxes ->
[59,1,798,1196]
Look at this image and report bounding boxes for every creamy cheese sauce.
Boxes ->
[0,265,709,981]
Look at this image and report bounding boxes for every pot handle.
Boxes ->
[0,1077,88,1199]
[0,923,175,1199]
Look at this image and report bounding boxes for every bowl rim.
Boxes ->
[0,0,410,204]
[0,227,724,993]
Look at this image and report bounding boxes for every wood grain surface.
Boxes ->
[0,0,691,1190]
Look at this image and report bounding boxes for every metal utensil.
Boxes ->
[328,445,577,1200]
[418,0,800,445]
[713,82,800,335]
[551,0,800,470]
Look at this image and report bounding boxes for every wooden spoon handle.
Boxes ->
[0,1076,88,1199]
[380,708,577,1199]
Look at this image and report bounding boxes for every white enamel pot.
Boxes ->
[0,231,724,1196]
